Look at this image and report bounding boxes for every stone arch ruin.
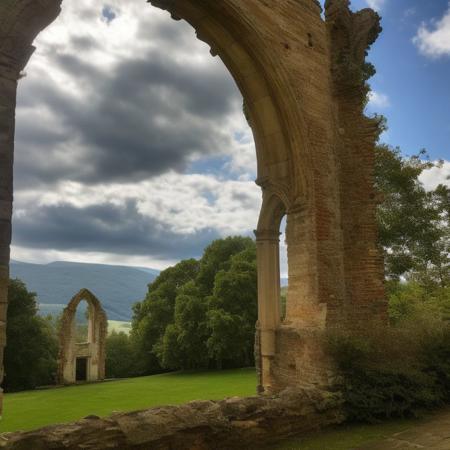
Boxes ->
[58,289,107,385]
[0,0,387,416]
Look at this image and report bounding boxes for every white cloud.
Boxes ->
[12,172,262,268]
[366,0,386,12]
[413,4,450,58]
[419,161,450,191]
[368,90,391,109]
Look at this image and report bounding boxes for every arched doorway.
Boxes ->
[58,289,107,384]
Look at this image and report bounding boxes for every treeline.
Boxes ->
[2,236,258,391]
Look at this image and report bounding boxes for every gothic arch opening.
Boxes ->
[75,300,90,344]
[58,289,107,384]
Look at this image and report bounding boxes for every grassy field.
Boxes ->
[107,320,131,334]
[0,368,256,433]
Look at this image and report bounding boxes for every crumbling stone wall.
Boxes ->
[58,289,107,384]
[1,387,344,449]
[0,0,387,419]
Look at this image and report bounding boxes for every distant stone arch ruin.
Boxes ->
[0,0,388,417]
[58,289,107,385]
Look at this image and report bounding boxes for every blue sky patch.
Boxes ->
[102,5,117,24]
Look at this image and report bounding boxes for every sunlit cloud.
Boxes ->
[368,90,391,109]
[414,4,450,58]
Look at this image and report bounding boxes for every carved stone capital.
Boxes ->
[254,229,281,243]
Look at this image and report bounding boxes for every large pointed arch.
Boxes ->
[148,0,312,207]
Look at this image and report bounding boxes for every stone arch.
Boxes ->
[58,289,107,384]
[149,1,314,216]
[0,0,389,412]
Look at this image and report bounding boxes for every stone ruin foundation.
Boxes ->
[0,0,388,445]
[58,289,107,385]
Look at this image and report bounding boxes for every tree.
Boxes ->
[196,236,254,295]
[375,145,449,285]
[3,279,58,392]
[207,246,257,368]
[105,331,135,378]
[156,282,209,369]
[130,259,200,374]
[131,236,258,373]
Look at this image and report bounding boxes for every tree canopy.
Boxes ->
[3,279,58,392]
[131,236,257,373]
[375,145,449,288]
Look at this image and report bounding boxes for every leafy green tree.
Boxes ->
[375,145,449,285]
[156,282,209,369]
[131,236,258,373]
[413,184,450,288]
[196,236,254,295]
[105,331,135,378]
[388,280,450,325]
[155,323,182,370]
[3,279,58,392]
[207,246,257,368]
[131,259,199,374]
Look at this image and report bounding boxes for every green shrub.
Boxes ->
[327,320,450,422]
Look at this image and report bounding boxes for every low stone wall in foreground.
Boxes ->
[0,388,344,449]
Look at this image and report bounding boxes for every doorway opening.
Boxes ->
[76,357,88,382]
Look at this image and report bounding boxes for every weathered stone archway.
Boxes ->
[58,289,108,385]
[0,0,387,415]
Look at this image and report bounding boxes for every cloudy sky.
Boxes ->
[11,0,450,274]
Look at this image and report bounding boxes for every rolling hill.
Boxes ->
[10,260,159,321]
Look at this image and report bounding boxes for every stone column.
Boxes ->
[0,66,18,418]
[255,229,281,392]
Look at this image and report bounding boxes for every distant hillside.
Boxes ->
[10,260,159,321]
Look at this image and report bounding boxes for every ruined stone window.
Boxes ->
[74,300,90,344]
[58,289,107,385]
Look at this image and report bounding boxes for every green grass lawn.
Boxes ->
[273,418,423,450]
[0,368,256,433]
[107,320,131,334]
